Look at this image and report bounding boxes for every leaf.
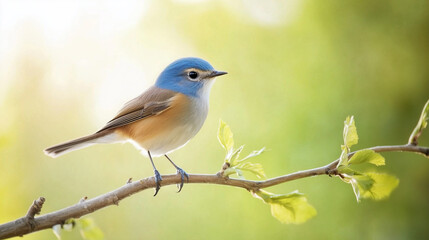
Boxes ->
[349,177,360,201]
[238,147,266,162]
[253,190,317,224]
[347,172,399,202]
[353,174,375,192]
[343,116,358,149]
[235,162,266,178]
[78,218,104,240]
[337,116,359,167]
[52,225,62,240]
[360,172,399,200]
[217,119,234,154]
[235,169,244,179]
[337,147,349,167]
[217,119,265,179]
[348,149,385,166]
[52,219,75,240]
[228,145,244,166]
[408,99,429,145]
[348,174,374,201]
[223,168,245,179]
[63,219,75,231]
[337,166,356,175]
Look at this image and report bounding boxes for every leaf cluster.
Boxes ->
[218,120,266,178]
[337,116,399,201]
[218,120,316,224]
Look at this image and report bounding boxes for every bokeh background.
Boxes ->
[1,0,429,239]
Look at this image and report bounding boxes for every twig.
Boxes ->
[408,99,429,145]
[25,197,45,219]
[0,197,45,239]
[0,144,427,239]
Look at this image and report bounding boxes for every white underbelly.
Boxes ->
[131,97,208,156]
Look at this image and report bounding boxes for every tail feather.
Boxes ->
[44,132,114,158]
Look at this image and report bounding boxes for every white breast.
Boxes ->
[131,83,212,157]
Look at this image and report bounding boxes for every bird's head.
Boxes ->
[155,57,227,98]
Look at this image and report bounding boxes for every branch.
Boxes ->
[0,144,427,239]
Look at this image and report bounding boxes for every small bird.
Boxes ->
[44,57,227,195]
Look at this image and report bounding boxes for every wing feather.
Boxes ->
[96,87,177,133]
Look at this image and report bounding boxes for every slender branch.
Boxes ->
[0,144,428,239]
[260,144,429,188]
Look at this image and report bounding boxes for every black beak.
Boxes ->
[209,70,228,78]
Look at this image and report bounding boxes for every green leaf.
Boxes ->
[228,145,244,165]
[353,174,374,192]
[217,119,234,154]
[78,218,104,240]
[337,166,356,175]
[348,149,385,166]
[348,172,399,201]
[337,147,349,167]
[343,116,358,149]
[223,167,245,179]
[408,99,429,145]
[360,172,399,200]
[224,163,265,179]
[235,162,266,178]
[238,147,266,162]
[253,190,317,224]
[337,116,359,167]
[347,174,374,201]
[217,119,265,179]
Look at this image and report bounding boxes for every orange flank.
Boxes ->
[115,93,191,152]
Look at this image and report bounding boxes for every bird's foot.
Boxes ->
[153,170,163,196]
[176,167,189,193]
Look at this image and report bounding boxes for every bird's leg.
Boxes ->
[164,154,189,192]
[148,151,162,196]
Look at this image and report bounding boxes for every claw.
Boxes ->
[176,167,189,193]
[153,170,163,196]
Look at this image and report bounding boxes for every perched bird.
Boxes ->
[44,57,227,195]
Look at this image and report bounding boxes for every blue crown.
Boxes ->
[155,58,215,97]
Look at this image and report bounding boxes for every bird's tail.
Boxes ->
[44,131,116,158]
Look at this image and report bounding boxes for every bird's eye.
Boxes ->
[188,71,198,80]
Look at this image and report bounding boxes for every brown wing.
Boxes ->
[96,87,177,133]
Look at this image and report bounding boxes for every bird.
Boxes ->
[44,57,227,195]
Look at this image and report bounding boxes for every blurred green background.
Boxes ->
[1,0,429,239]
